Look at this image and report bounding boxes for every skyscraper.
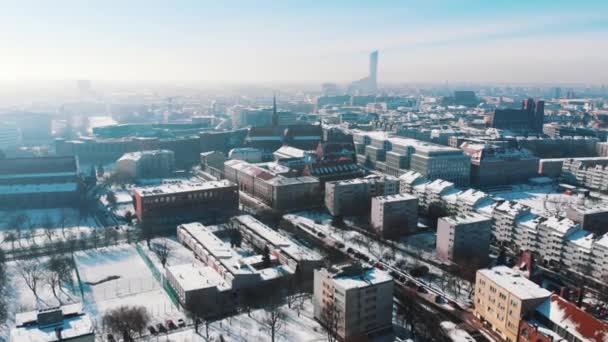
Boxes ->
[369,50,378,92]
[348,50,379,94]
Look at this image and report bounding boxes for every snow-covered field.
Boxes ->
[74,244,183,328]
[1,257,79,341]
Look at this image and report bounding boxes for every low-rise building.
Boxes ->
[228,147,264,163]
[474,266,552,342]
[313,264,393,341]
[371,194,418,239]
[436,213,492,265]
[11,304,95,342]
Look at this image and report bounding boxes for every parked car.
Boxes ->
[148,326,158,335]
[177,318,186,328]
[405,280,417,288]
[156,323,167,333]
[166,320,177,330]
[417,285,428,294]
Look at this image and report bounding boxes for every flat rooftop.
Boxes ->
[373,193,417,203]
[328,264,393,290]
[12,303,94,342]
[167,263,229,291]
[479,266,552,300]
[135,179,234,197]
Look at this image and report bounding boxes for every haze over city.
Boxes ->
[2,1,608,342]
[2,0,608,83]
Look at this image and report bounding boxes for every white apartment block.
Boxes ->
[313,264,393,341]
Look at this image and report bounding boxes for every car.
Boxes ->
[317,232,326,238]
[156,323,167,333]
[166,320,177,330]
[435,296,447,304]
[359,255,370,262]
[405,280,417,288]
[417,285,428,294]
[177,318,186,328]
[148,326,158,335]
[335,242,345,249]
[107,334,116,342]
[346,247,355,254]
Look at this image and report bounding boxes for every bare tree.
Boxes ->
[91,229,99,249]
[4,232,17,252]
[153,240,171,268]
[17,260,43,301]
[102,305,150,341]
[262,300,285,342]
[58,209,69,237]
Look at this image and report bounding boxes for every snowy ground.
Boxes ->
[1,258,79,341]
[74,244,183,330]
[0,208,99,253]
[488,184,608,216]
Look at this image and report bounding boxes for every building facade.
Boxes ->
[436,213,492,265]
[370,194,418,239]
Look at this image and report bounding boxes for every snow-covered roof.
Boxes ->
[233,215,322,262]
[117,149,173,162]
[495,200,530,217]
[372,193,417,204]
[478,266,552,300]
[12,303,94,342]
[0,182,78,195]
[168,263,229,291]
[134,179,234,197]
[426,179,455,194]
[458,188,489,206]
[273,146,307,159]
[331,265,393,290]
[541,216,580,236]
[441,213,491,226]
[535,295,608,342]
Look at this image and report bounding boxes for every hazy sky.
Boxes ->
[2,0,607,84]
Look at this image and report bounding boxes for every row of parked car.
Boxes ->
[147,318,186,335]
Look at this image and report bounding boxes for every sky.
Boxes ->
[1,0,607,84]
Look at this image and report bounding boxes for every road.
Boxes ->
[283,215,504,342]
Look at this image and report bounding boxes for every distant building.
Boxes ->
[230,107,274,128]
[561,157,608,192]
[0,156,79,208]
[460,142,539,186]
[200,151,226,179]
[324,175,399,217]
[133,179,238,230]
[348,51,379,94]
[313,263,393,341]
[228,147,263,163]
[474,266,552,342]
[0,120,20,151]
[224,159,321,211]
[486,98,545,133]
[353,130,470,186]
[371,194,418,239]
[116,149,174,179]
[11,304,95,342]
[436,213,492,265]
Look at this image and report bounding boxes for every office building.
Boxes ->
[348,51,379,94]
[133,179,239,230]
[436,213,492,265]
[371,194,418,239]
[474,266,552,342]
[313,263,393,341]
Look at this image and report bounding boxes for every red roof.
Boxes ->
[537,295,608,342]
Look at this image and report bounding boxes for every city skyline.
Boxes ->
[1,0,607,83]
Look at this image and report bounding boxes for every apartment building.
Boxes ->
[371,194,418,239]
[561,157,608,192]
[436,213,492,265]
[313,264,393,341]
[491,201,531,245]
[324,175,399,217]
[474,266,552,342]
